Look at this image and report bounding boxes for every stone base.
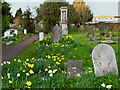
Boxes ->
[61,23,68,35]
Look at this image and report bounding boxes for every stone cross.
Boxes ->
[93,37,97,44]
[92,44,118,77]
[52,24,61,43]
[24,29,27,34]
[116,37,120,44]
[39,32,44,41]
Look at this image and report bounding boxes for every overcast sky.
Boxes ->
[4,0,119,18]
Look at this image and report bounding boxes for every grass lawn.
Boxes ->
[1,30,119,88]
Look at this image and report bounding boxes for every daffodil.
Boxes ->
[48,55,51,59]
[3,61,6,64]
[19,67,22,70]
[62,58,64,60]
[26,73,30,76]
[32,57,34,60]
[26,58,29,62]
[22,70,25,72]
[48,70,52,74]
[28,64,31,67]
[29,69,34,74]
[7,61,10,64]
[48,66,51,68]
[49,73,53,77]
[18,59,21,62]
[14,59,16,61]
[30,64,34,68]
[106,85,112,89]
[53,69,58,73]
[26,81,32,86]
[17,73,20,77]
[59,60,61,62]
[101,83,105,87]
[1,76,3,79]
[9,80,13,84]
[1,63,3,66]
[53,59,56,61]
[45,68,48,72]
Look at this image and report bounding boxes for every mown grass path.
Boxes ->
[1,35,38,62]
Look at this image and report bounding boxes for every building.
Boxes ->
[92,15,120,23]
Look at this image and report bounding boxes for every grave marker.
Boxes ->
[92,44,118,77]
[116,37,120,44]
[93,37,97,44]
[24,29,27,34]
[52,24,61,43]
[39,32,44,41]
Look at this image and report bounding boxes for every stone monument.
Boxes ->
[60,6,68,35]
[52,24,61,43]
[92,44,118,77]
[24,29,27,34]
[39,32,44,41]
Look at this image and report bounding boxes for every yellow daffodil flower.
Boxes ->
[29,69,34,74]
[30,64,34,68]
[9,80,13,84]
[49,73,53,77]
[22,70,25,72]
[26,81,32,86]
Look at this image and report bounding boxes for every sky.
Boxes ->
[4,0,120,18]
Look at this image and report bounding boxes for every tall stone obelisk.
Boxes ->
[60,6,68,35]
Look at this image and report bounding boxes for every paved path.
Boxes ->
[1,35,38,62]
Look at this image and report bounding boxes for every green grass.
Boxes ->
[1,30,119,89]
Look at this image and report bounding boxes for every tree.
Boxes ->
[21,8,35,33]
[36,1,68,34]
[2,1,12,35]
[73,0,93,30]
[15,8,22,19]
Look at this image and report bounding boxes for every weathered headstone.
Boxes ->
[39,32,44,41]
[64,60,84,78]
[52,24,61,43]
[93,37,97,44]
[92,44,118,77]
[116,37,120,44]
[110,34,113,40]
[24,29,27,34]
[89,34,93,41]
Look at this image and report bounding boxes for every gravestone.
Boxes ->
[4,30,10,37]
[6,41,14,45]
[89,34,93,41]
[14,30,17,35]
[24,29,27,34]
[92,44,118,77]
[101,40,115,44]
[116,37,120,44]
[110,34,113,40]
[52,24,61,43]
[60,6,68,35]
[64,60,84,78]
[39,32,44,41]
[93,37,97,44]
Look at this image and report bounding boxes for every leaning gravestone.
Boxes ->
[52,24,61,43]
[39,32,44,41]
[92,44,118,77]
[116,37,120,44]
[14,30,17,35]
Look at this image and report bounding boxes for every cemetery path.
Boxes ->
[1,35,38,62]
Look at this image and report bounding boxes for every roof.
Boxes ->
[93,15,114,18]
